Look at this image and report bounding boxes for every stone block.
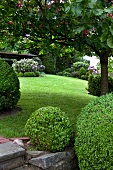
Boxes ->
[0,142,25,170]
[26,151,49,162]
[53,160,66,170]
[65,147,76,160]
[54,158,78,170]
[29,152,66,169]
[0,156,25,170]
[0,142,25,162]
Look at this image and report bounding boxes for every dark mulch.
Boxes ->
[0,107,21,118]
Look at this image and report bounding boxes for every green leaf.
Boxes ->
[65,6,70,13]
[100,31,108,42]
[109,25,113,36]
[0,5,4,9]
[71,3,82,16]
[76,26,85,34]
[104,8,113,13]
[39,49,44,55]
[107,36,113,48]
[76,0,82,2]
[93,9,103,16]
[88,0,97,8]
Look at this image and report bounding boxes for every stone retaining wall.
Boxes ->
[0,142,79,170]
[26,147,79,170]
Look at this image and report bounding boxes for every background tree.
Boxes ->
[1,0,113,95]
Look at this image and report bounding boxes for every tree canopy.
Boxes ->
[1,0,113,94]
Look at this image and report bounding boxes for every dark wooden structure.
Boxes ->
[0,52,38,66]
[0,52,37,60]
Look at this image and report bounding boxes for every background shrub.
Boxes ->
[41,54,56,74]
[25,106,72,152]
[17,72,23,77]
[81,75,87,80]
[13,58,45,76]
[71,71,79,78]
[18,71,40,77]
[0,59,20,110]
[108,76,113,93]
[56,68,72,77]
[87,74,113,96]
[75,93,113,170]
[35,71,40,77]
[24,72,35,77]
[64,68,72,73]
[13,58,38,73]
[62,71,71,77]
[87,74,101,96]
[56,71,63,76]
[71,61,89,72]
[88,66,97,75]
[78,67,87,78]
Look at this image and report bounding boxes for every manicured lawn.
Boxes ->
[0,75,95,138]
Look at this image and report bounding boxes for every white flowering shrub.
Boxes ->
[13,58,45,77]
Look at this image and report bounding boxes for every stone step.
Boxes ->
[0,141,25,170]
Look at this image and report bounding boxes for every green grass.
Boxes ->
[0,75,95,138]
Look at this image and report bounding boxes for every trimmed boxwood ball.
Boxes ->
[75,93,113,170]
[0,59,20,110]
[25,106,72,152]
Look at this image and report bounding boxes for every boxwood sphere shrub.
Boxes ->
[25,106,72,152]
[75,93,113,170]
[0,59,20,110]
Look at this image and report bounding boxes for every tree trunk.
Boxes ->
[100,55,108,95]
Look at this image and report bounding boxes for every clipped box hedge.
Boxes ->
[0,59,20,110]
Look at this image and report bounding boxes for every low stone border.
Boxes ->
[0,139,79,170]
[26,147,79,170]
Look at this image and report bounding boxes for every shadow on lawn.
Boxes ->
[0,107,21,118]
